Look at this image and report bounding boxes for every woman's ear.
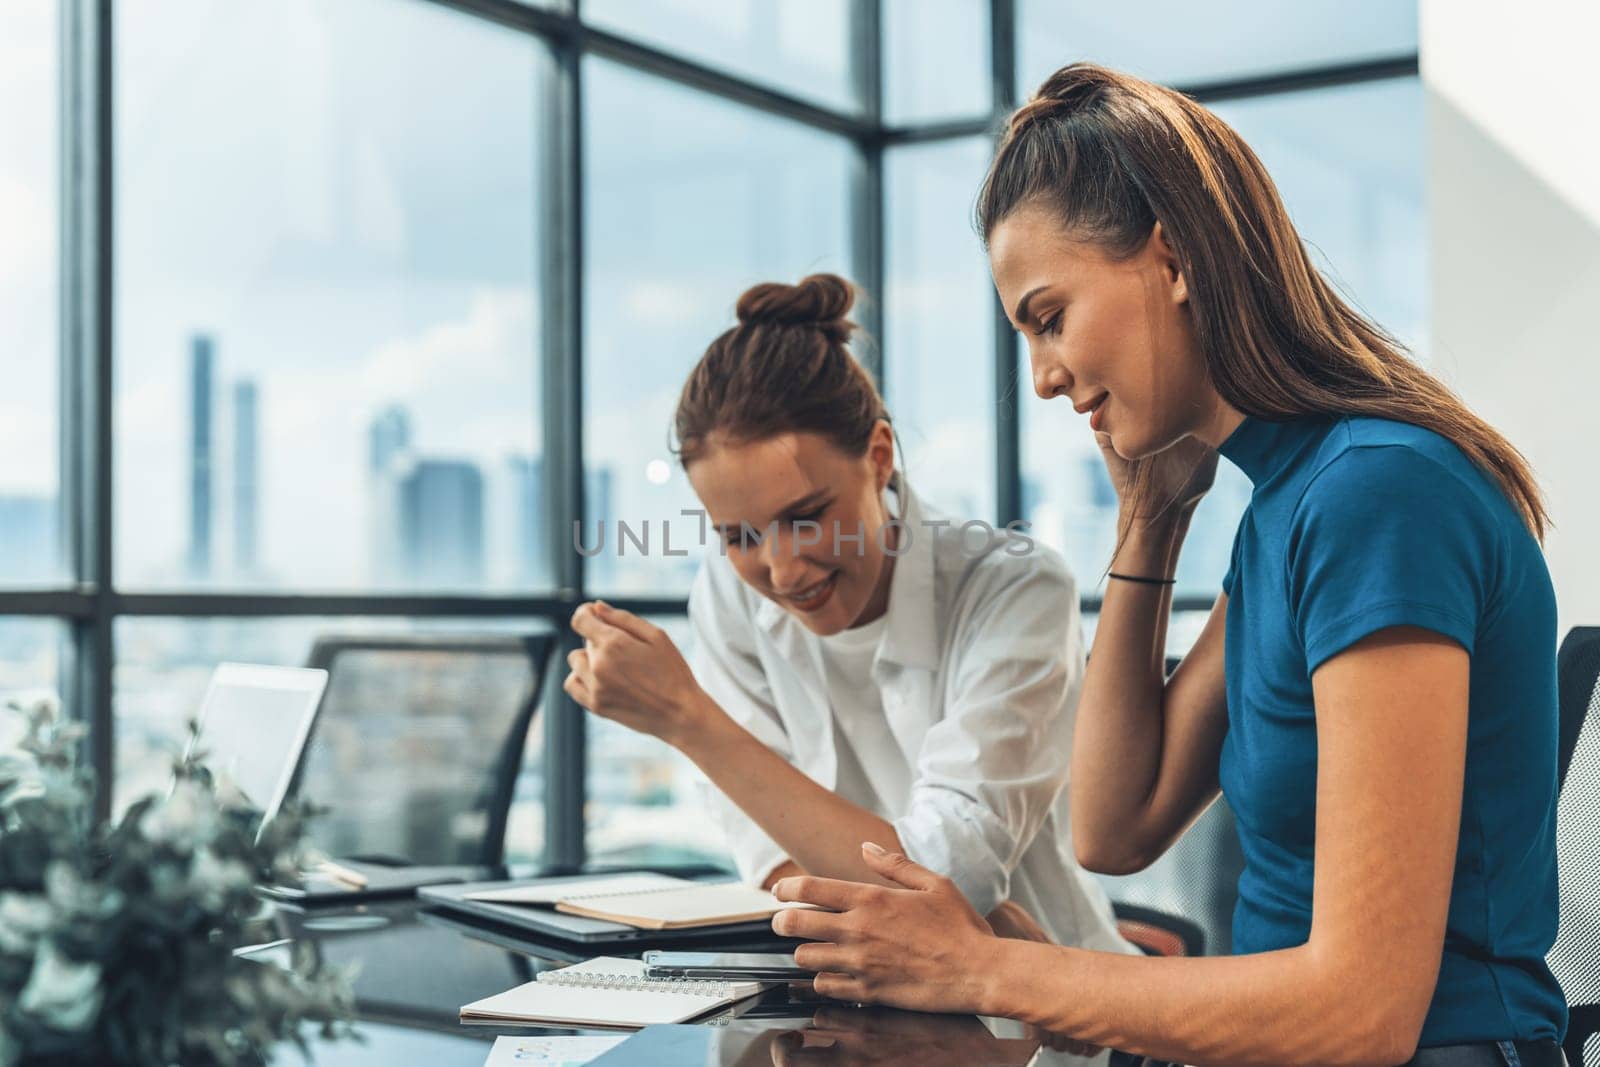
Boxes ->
[1150,221,1189,305]
[868,419,896,492]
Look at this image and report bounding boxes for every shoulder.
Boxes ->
[1297,417,1503,522]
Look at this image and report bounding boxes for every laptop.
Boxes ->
[186,662,479,903]
[184,661,329,837]
[419,876,798,948]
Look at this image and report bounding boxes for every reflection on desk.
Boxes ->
[259,898,1110,1066]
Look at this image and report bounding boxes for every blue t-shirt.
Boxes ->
[1216,414,1565,1047]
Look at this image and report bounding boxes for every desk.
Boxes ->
[263,898,1112,1066]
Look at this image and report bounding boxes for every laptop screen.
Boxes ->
[190,662,328,829]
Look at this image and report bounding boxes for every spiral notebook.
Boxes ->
[459,957,770,1029]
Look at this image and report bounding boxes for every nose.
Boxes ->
[1033,358,1072,401]
[761,533,814,593]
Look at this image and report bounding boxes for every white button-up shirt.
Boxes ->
[687,485,1132,954]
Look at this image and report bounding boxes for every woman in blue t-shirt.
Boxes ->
[768,63,1568,1066]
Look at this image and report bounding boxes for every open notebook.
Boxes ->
[466,873,811,931]
[460,957,770,1029]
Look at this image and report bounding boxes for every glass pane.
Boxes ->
[885,137,996,521]
[115,0,549,593]
[883,0,990,125]
[584,0,861,114]
[1017,0,1417,96]
[114,617,549,866]
[585,615,733,870]
[0,3,61,587]
[0,618,62,710]
[1019,78,1426,601]
[582,59,857,596]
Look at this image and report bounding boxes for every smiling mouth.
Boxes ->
[1075,392,1109,416]
[782,572,838,612]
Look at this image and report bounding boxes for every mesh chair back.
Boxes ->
[287,633,552,867]
[1551,627,1600,1064]
[1096,794,1244,955]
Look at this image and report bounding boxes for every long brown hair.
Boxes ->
[674,273,888,465]
[977,63,1548,539]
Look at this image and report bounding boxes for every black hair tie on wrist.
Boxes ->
[1108,572,1177,586]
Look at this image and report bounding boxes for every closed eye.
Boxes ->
[1033,311,1063,338]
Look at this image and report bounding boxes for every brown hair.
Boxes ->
[674,273,888,465]
[978,63,1548,539]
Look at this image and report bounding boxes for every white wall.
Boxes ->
[1422,0,1600,632]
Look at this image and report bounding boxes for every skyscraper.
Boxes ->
[399,459,485,587]
[367,405,413,584]
[369,405,411,477]
[188,335,215,578]
[232,380,259,575]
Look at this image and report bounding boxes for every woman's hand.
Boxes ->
[565,601,717,746]
[771,842,1006,1015]
[1098,431,1218,522]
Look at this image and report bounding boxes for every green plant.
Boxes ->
[0,696,355,1066]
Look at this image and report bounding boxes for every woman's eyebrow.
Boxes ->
[1013,285,1049,326]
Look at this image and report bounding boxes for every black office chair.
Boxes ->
[1552,627,1600,1066]
[285,633,554,870]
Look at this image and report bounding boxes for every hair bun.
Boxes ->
[735,274,856,341]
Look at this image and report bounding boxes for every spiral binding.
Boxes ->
[536,970,738,998]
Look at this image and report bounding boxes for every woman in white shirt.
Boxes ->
[563,273,1129,954]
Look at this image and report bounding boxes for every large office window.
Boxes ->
[0,2,60,588]
[114,0,548,594]
[9,0,1424,871]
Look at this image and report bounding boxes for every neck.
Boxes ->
[852,520,898,627]
[1191,394,1246,450]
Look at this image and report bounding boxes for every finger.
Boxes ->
[860,843,945,892]
[812,972,866,1003]
[776,908,850,943]
[570,603,624,643]
[566,648,590,673]
[562,672,594,709]
[591,600,655,642]
[791,941,850,973]
[772,875,872,912]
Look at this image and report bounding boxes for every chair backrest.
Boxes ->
[1551,627,1600,1066]
[1096,794,1244,956]
[285,633,553,868]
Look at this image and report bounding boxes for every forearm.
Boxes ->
[1070,512,1189,850]
[979,939,1410,1067]
[679,704,903,886]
